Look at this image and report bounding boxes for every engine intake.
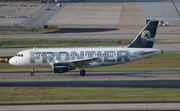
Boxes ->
[52,63,75,73]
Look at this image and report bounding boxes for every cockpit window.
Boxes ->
[15,54,23,57]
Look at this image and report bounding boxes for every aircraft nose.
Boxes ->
[9,57,16,65]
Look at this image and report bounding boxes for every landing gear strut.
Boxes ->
[30,67,34,76]
[80,69,86,76]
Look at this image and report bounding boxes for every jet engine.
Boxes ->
[52,63,75,73]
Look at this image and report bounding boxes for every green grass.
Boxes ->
[0,87,180,104]
[0,28,60,35]
[1,54,180,72]
[0,39,118,47]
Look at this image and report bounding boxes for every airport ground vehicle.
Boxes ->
[45,6,50,10]
[159,20,169,26]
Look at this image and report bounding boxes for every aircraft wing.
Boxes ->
[138,51,157,56]
[68,57,100,67]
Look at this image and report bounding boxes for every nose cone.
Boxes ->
[9,57,16,66]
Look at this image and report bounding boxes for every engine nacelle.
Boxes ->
[52,63,75,73]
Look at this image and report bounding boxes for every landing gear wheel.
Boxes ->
[80,69,86,76]
[30,67,34,76]
[30,72,34,76]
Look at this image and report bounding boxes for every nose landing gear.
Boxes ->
[30,67,34,76]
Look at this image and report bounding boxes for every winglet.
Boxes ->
[127,20,159,48]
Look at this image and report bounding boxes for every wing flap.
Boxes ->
[138,51,157,55]
[68,57,99,66]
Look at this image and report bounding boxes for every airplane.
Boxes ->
[9,20,163,76]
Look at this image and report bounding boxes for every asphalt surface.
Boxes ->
[0,71,180,88]
[1,103,180,111]
[1,1,180,27]
[22,3,68,28]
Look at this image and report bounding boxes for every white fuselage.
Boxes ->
[9,47,162,68]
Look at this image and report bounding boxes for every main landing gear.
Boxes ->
[30,67,86,76]
[30,67,34,76]
[80,69,86,76]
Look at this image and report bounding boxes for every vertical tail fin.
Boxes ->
[127,20,159,48]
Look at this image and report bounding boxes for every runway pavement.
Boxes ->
[0,103,180,111]
[0,71,180,88]
[0,2,47,26]
[22,3,69,28]
[1,1,180,27]
[0,25,180,57]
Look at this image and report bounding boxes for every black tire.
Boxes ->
[30,72,34,76]
[80,70,86,76]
